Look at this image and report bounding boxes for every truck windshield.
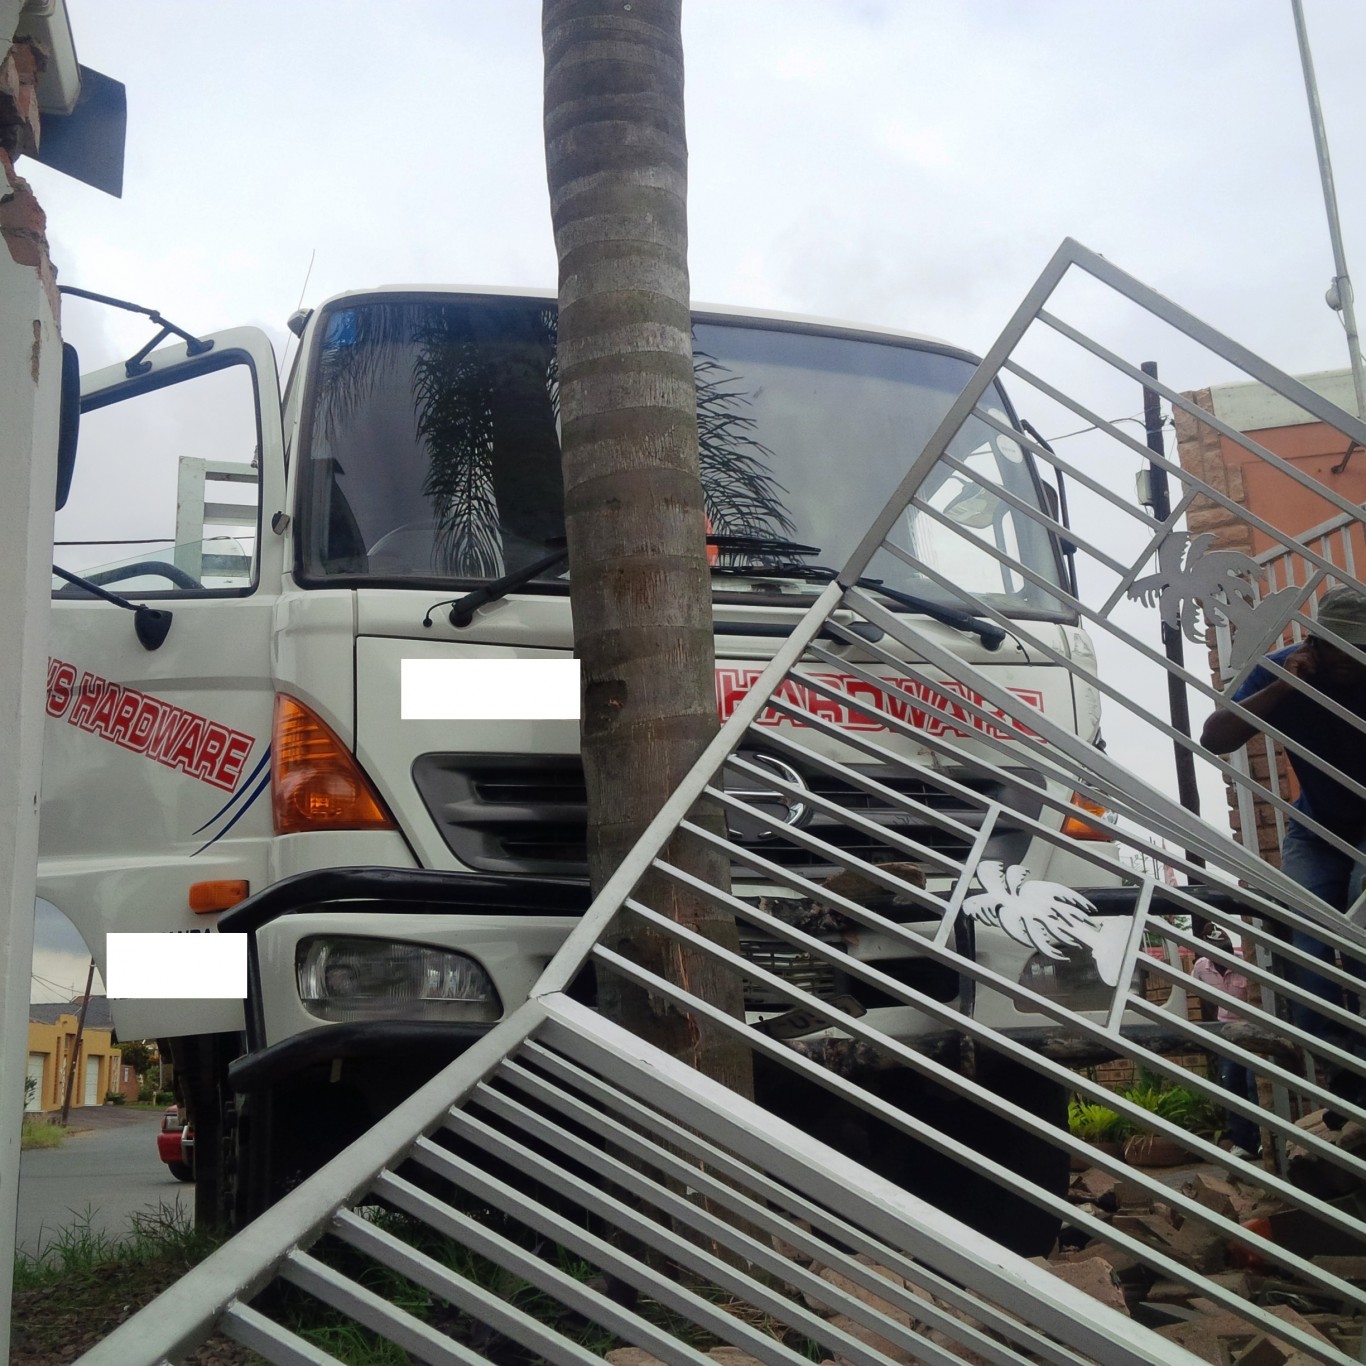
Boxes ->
[298,297,1066,616]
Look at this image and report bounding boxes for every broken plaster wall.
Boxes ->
[0,34,58,318]
[0,26,61,1360]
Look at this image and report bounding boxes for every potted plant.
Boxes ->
[1117,1074,1220,1167]
[1067,1095,1133,1167]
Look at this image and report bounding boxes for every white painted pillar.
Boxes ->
[0,152,61,1353]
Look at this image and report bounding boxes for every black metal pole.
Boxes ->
[1142,363,1207,890]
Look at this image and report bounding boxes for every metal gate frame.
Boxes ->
[78,239,1366,1364]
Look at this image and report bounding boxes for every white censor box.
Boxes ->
[106,933,248,999]
[401,658,581,720]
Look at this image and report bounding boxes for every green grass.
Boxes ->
[273,1206,625,1365]
[9,1203,251,1363]
[19,1119,66,1151]
[12,1200,625,1366]
[14,1200,211,1287]
[10,1194,822,1366]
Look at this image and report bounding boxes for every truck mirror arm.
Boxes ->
[51,564,172,650]
[58,285,214,378]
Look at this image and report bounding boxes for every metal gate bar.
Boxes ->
[595,895,1365,1326]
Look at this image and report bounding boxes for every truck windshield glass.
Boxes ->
[299,298,1066,615]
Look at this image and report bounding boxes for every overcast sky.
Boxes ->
[26,0,1366,996]
[29,1,1366,380]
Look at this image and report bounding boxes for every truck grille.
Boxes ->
[411,752,1041,880]
[738,929,961,1012]
[741,937,839,1007]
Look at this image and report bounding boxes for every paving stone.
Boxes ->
[1233,1335,1317,1366]
[1205,1270,1254,1299]
[706,1350,771,1366]
[1073,1166,1121,1204]
[1145,1277,1215,1305]
[1059,1240,1145,1279]
[1042,1257,1129,1316]
[1188,1173,1240,1219]
[808,1266,912,1328]
[1262,1305,1336,1348]
[1111,1212,1180,1245]
[1112,1178,1153,1210]
[1310,1254,1366,1281]
[1166,1217,1228,1274]
[1153,1321,1225,1363]
[607,1350,669,1366]
[825,1312,921,1366]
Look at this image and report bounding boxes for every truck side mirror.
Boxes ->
[55,342,80,510]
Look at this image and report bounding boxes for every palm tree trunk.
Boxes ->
[543,0,751,1098]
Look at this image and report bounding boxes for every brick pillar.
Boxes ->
[0,36,43,161]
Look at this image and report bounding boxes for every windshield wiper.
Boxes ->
[423,533,1004,650]
[849,576,1006,651]
[423,544,569,629]
[426,533,812,630]
[706,534,822,562]
[707,537,1004,650]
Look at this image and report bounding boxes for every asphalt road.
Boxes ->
[16,1107,193,1260]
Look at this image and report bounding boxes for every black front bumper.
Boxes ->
[227,1019,494,1094]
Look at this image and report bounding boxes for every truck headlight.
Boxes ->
[296,937,502,1023]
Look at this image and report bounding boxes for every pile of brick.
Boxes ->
[1050,1109,1366,1363]
[603,1112,1366,1366]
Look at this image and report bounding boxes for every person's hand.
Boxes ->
[1284,640,1318,681]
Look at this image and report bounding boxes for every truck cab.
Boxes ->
[40,287,1126,1228]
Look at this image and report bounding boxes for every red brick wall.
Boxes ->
[1173,392,1293,868]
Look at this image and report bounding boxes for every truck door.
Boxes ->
[39,328,286,1043]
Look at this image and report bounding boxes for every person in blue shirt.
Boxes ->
[1200,585,1366,1060]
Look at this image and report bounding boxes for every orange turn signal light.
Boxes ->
[189,880,250,914]
[271,694,395,835]
[1061,792,1114,841]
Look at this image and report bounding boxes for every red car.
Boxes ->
[156,1105,195,1183]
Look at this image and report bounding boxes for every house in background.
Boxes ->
[25,996,138,1114]
[1175,366,1364,864]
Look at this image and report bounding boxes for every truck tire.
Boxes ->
[167,1159,194,1183]
[174,1032,242,1231]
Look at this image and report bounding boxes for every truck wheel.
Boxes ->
[168,1159,194,1183]
[230,1089,276,1227]
[175,1032,242,1231]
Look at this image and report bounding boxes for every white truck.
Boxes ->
[40,285,1137,1242]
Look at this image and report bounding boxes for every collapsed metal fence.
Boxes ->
[80,239,1366,1364]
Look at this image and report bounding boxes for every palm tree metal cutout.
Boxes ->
[1127,531,1301,670]
[963,860,1127,986]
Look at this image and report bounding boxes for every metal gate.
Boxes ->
[79,240,1366,1364]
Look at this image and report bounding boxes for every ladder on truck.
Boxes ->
[81,239,1366,1366]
